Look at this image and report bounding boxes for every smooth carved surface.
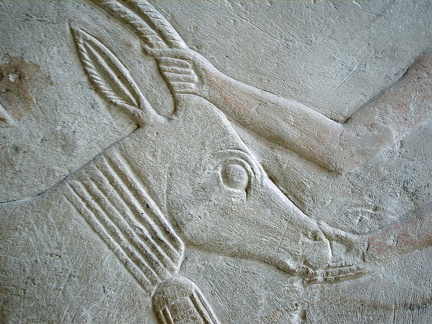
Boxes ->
[1,0,432,323]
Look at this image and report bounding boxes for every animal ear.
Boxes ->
[89,1,192,113]
[71,25,161,126]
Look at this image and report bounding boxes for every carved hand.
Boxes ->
[318,222,368,265]
[296,221,369,283]
[145,47,220,99]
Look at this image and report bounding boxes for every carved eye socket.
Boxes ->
[212,149,262,194]
[220,162,250,191]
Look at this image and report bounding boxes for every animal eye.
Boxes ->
[212,149,261,193]
[220,162,250,191]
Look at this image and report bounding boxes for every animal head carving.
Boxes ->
[70,0,365,290]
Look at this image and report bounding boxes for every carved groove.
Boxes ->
[79,170,170,280]
[96,155,180,273]
[105,151,184,259]
[190,290,220,324]
[64,182,155,292]
[63,150,185,292]
[91,161,177,273]
[161,307,174,324]
[94,0,187,49]
[67,179,161,284]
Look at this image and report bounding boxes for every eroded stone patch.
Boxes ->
[0,57,51,126]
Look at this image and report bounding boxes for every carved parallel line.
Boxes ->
[79,168,170,280]
[105,151,184,259]
[190,291,220,324]
[98,153,181,269]
[63,183,154,292]
[90,158,177,274]
[66,179,160,286]
[161,307,174,324]
[112,153,184,265]
[138,210,183,269]
[111,151,184,252]
[69,178,161,284]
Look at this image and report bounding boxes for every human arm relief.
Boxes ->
[319,202,432,266]
[153,47,430,173]
[151,48,346,172]
[365,202,432,262]
[92,0,431,173]
[152,46,432,173]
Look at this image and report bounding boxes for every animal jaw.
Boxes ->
[67,1,371,321]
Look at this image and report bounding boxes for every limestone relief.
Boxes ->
[1,0,431,322]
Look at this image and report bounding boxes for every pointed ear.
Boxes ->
[87,1,192,114]
[70,25,163,126]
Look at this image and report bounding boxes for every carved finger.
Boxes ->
[162,71,198,83]
[304,264,366,284]
[143,45,193,59]
[323,264,366,282]
[158,65,193,75]
[319,221,361,247]
[170,82,197,94]
[157,56,192,68]
[142,44,171,57]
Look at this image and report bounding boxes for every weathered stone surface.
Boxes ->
[1,1,431,323]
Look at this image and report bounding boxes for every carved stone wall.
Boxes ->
[1,1,432,323]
